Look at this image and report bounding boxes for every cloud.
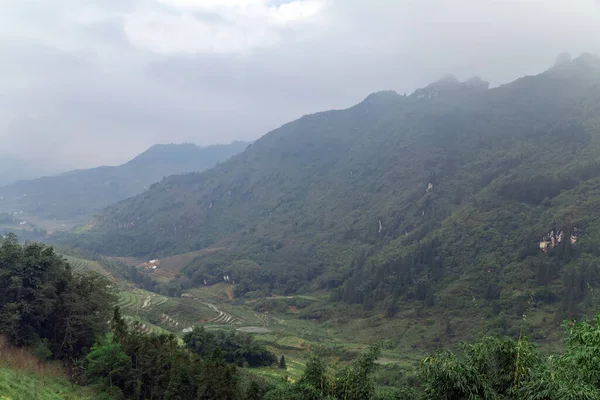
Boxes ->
[124,0,329,54]
[0,0,599,172]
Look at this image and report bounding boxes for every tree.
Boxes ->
[163,355,198,400]
[518,315,600,399]
[335,344,382,400]
[111,307,128,345]
[197,348,238,400]
[86,340,132,393]
[0,235,114,362]
[245,380,263,400]
[50,272,116,361]
[278,355,287,370]
[299,352,330,396]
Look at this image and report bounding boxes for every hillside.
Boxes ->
[0,152,60,187]
[0,338,98,400]
[0,141,248,221]
[70,54,600,337]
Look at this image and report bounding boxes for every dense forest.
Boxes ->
[54,55,600,342]
[3,235,600,399]
[0,141,248,220]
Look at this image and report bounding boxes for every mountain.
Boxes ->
[0,151,63,186]
[71,54,600,332]
[0,141,249,220]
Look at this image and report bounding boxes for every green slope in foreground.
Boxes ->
[0,367,97,400]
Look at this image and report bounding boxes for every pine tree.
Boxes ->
[278,355,287,370]
[111,306,128,345]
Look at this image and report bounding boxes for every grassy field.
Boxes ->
[0,367,98,400]
[0,338,98,400]
[62,255,110,276]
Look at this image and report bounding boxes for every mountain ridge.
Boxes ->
[0,141,249,220]
[64,55,600,341]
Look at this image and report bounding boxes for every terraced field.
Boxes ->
[122,315,171,336]
[139,248,227,282]
[117,288,220,334]
[117,289,169,312]
[62,255,111,277]
[61,256,407,374]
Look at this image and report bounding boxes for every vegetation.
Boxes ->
[0,233,115,363]
[8,55,600,398]
[5,235,600,398]
[278,355,286,370]
[59,55,600,346]
[0,141,248,221]
[0,337,98,399]
[183,326,277,367]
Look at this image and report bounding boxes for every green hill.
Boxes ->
[67,54,600,339]
[0,141,248,221]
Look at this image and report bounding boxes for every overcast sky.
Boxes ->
[1,0,600,172]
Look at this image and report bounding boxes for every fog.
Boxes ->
[1,0,599,176]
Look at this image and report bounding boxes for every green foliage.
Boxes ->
[517,315,600,399]
[62,56,600,349]
[335,345,382,400]
[417,316,600,400]
[183,326,277,367]
[86,340,132,392]
[278,355,287,370]
[268,344,384,400]
[298,352,331,396]
[0,233,116,361]
[420,334,539,399]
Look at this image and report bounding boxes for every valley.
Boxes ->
[67,251,416,382]
[4,55,600,398]
[0,141,249,223]
[64,248,569,389]
[54,54,600,357]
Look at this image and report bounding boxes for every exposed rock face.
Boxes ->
[539,228,579,252]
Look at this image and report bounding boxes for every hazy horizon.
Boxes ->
[1,0,600,173]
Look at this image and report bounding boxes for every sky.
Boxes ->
[1,0,600,173]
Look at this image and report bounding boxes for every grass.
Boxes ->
[0,367,98,400]
[145,248,227,282]
[253,356,306,384]
[0,337,98,400]
[116,288,221,334]
[61,255,110,277]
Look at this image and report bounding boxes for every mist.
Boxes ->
[1,0,599,174]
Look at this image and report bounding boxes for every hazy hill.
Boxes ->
[72,54,600,329]
[0,141,248,220]
[0,151,63,186]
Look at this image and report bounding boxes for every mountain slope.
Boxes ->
[0,141,248,220]
[0,151,64,186]
[74,55,600,330]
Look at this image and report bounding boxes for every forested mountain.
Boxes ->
[72,54,600,326]
[0,141,248,220]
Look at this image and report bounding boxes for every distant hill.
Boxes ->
[68,55,600,336]
[0,141,248,220]
[0,151,63,186]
